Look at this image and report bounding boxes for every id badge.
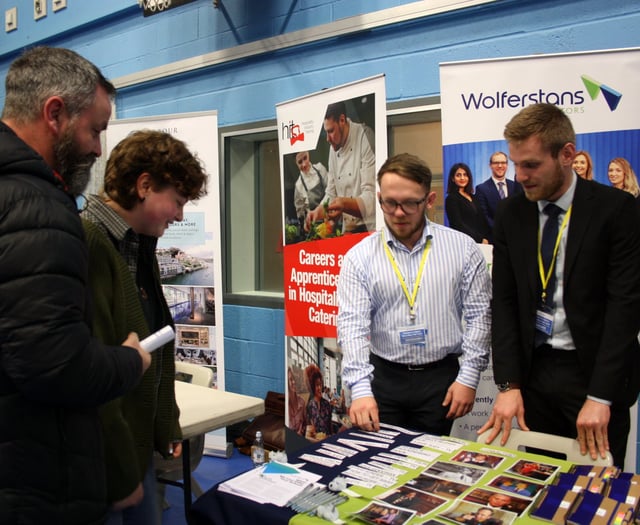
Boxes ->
[399,325,427,346]
[535,306,554,336]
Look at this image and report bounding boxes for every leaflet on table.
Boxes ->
[361,461,408,480]
[218,463,322,507]
[391,445,441,462]
[343,465,397,488]
[313,430,462,460]
[476,444,518,458]
[350,431,395,444]
[376,428,401,438]
[343,476,377,489]
[373,452,429,470]
[410,434,466,453]
[368,460,409,477]
[314,447,346,461]
[321,442,359,457]
[337,437,390,450]
[379,422,422,436]
[299,452,342,467]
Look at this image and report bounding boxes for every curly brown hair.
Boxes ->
[103,129,207,210]
[304,364,323,394]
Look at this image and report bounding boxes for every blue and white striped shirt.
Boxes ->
[338,220,491,401]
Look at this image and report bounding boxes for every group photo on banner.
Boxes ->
[277,75,387,444]
[440,48,639,471]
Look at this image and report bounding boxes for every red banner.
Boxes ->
[284,233,368,337]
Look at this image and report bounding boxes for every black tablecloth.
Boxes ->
[190,427,420,525]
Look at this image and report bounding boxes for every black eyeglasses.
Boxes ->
[378,196,427,215]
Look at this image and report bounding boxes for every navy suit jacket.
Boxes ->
[475,178,522,231]
[491,177,640,407]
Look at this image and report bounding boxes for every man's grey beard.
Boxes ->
[64,159,95,197]
[54,127,97,197]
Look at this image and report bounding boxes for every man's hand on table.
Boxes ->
[348,396,380,432]
[477,389,528,445]
[577,398,610,461]
[443,381,476,419]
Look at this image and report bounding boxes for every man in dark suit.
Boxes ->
[479,103,640,467]
[475,151,522,233]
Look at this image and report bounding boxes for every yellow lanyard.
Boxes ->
[537,205,572,303]
[381,230,431,322]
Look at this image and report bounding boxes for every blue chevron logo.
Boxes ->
[580,75,622,111]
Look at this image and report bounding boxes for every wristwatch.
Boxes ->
[496,382,519,392]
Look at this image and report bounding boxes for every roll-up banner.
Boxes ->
[277,76,387,445]
[440,48,639,470]
[105,112,228,455]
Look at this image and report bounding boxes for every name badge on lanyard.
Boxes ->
[399,326,427,345]
[535,306,554,336]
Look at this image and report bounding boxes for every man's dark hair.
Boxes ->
[377,153,432,192]
[324,101,347,122]
[504,103,575,158]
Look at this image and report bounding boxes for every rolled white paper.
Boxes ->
[139,325,175,353]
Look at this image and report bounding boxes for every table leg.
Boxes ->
[182,438,193,523]
[158,439,194,523]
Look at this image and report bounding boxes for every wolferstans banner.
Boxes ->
[440,48,640,470]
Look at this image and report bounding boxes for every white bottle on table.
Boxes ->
[251,430,265,467]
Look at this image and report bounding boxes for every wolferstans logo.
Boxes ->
[281,120,305,146]
[580,75,622,111]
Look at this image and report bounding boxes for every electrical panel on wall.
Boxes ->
[138,0,197,17]
[52,0,67,12]
[34,0,47,20]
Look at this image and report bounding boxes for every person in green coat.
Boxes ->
[82,129,207,525]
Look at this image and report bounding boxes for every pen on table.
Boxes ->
[308,490,342,511]
[297,486,329,512]
[287,485,321,510]
[311,494,347,515]
[295,486,324,509]
[287,484,316,505]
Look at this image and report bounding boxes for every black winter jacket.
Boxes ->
[0,121,143,524]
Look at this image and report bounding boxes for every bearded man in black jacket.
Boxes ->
[0,47,151,525]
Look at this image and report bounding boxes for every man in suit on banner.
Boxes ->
[475,151,521,235]
[479,103,640,467]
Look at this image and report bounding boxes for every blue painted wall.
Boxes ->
[0,2,638,458]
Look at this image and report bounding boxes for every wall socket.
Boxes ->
[52,0,67,12]
[5,7,17,32]
[34,0,46,20]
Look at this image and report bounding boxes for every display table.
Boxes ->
[172,381,264,522]
[175,381,264,440]
[190,427,573,525]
